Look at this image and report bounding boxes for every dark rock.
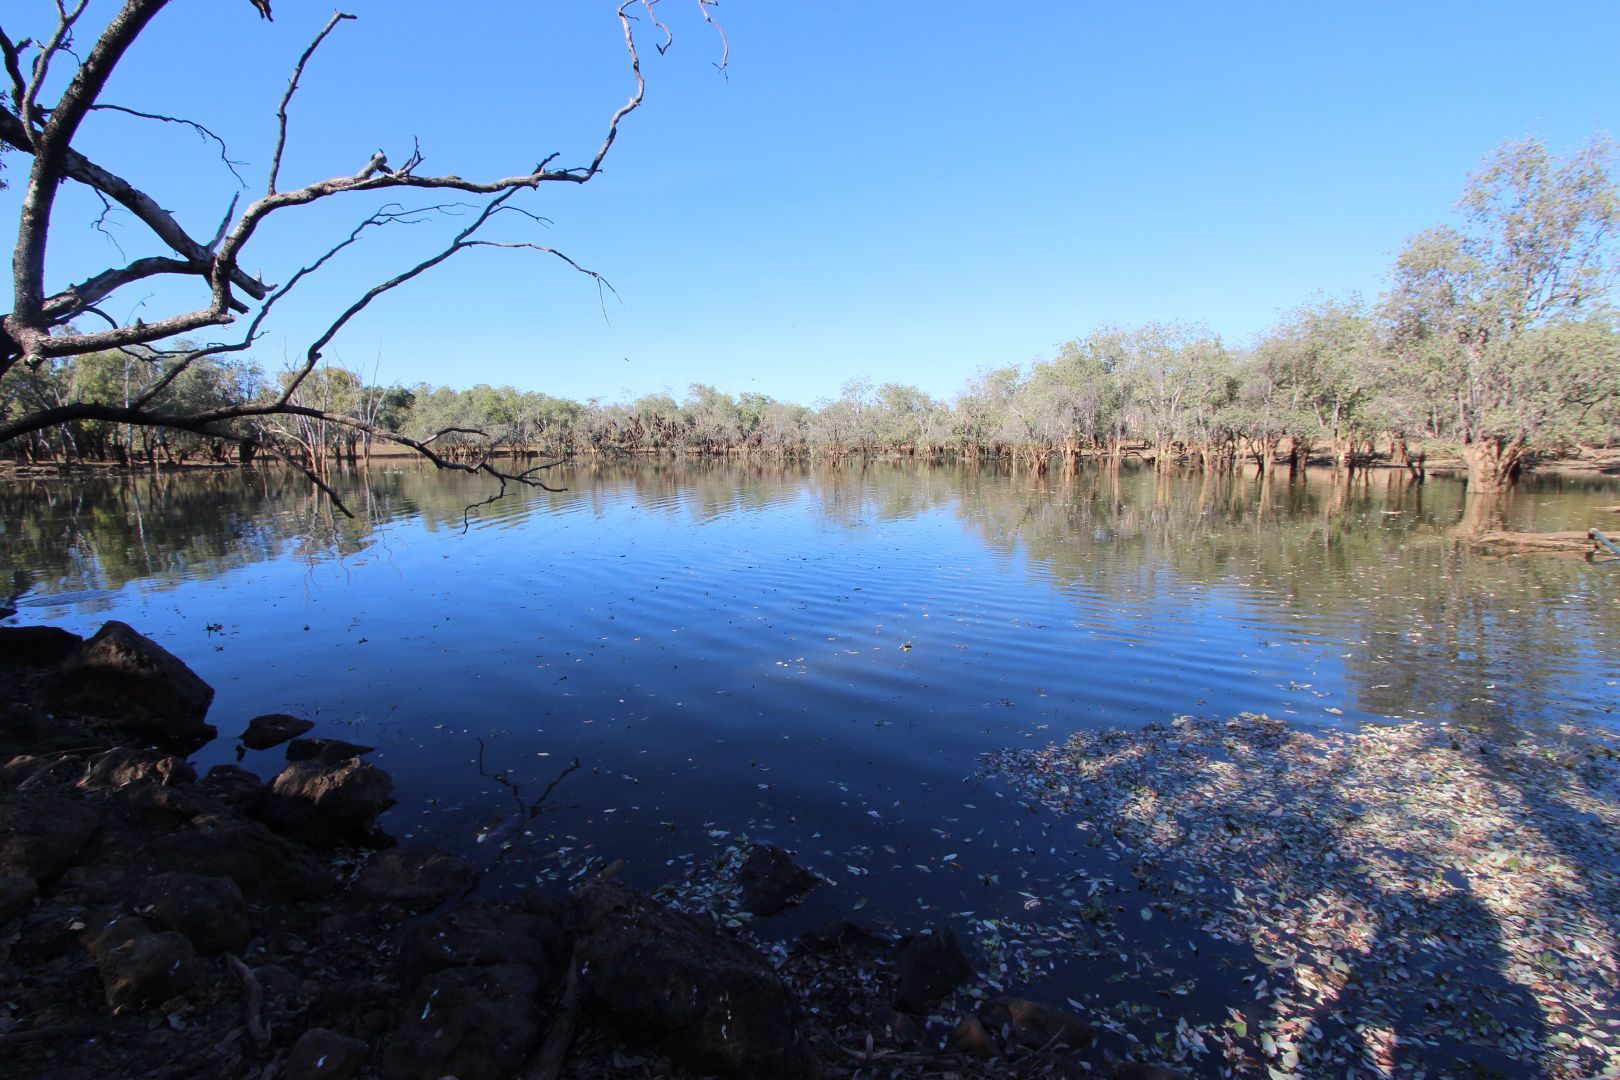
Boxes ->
[260,758,394,847]
[135,871,250,955]
[112,779,201,826]
[947,1013,995,1059]
[573,878,801,1076]
[151,812,331,901]
[284,1027,369,1080]
[353,845,471,912]
[0,794,100,880]
[0,625,82,668]
[400,897,569,984]
[286,737,375,765]
[798,919,884,955]
[82,912,155,958]
[240,713,315,751]
[0,873,37,920]
[892,928,974,1014]
[379,964,541,1080]
[0,604,14,620]
[98,930,199,1012]
[79,747,196,791]
[201,764,267,814]
[34,621,217,751]
[738,843,819,915]
[980,996,1094,1050]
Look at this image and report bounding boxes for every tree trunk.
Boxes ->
[1463,434,1526,494]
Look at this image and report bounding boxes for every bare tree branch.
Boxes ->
[89,102,248,185]
[267,11,355,196]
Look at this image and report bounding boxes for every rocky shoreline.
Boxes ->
[0,621,1177,1079]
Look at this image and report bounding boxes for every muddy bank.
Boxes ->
[0,621,1174,1079]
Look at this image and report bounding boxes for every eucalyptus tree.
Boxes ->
[0,0,724,510]
[1259,299,1382,471]
[1383,136,1619,492]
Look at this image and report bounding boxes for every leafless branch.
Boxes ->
[89,102,248,185]
[268,11,355,196]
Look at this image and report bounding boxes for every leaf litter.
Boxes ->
[984,713,1620,1078]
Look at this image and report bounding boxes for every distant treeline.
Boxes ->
[4,139,1618,492]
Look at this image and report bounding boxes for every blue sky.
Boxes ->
[7,1,1618,405]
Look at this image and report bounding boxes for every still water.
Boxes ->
[3,459,1618,995]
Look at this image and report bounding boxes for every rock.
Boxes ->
[135,872,250,955]
[379,964,541,1080]
[286,737,375,765]
[947,1013,995,1059]
[284,1027,369,1080]
[353,845,472,912]
[892,928,974,1014]
[573,878,801,1076]
[260,758,394,847]
[0,625,82,668]
[111,780,201,826]
[738,843,819,915]
[79,747,196,791]
[0,794,100,880]
[34,621,217,751]
[0,873,37,920]
[82,913,155,958]
[201,764,267,814]
[400,897,569,984]
[151,812,331,901]
[239,713,315,751]
[98,930,199,1012]
[980,996,1094,1050]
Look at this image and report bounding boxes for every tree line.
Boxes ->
[5,137,1618,493]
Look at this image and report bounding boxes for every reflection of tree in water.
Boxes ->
[947,464,1620,733]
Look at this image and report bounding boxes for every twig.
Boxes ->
[526,945,583,1080]
[224,953,270,1048]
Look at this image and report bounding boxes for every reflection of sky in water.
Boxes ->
[2,462,1618,1011]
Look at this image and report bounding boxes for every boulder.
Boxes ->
[892,928,974,1013]
[399,897,569,985]
[151,812,331,901]
[201,764,267,814]
[948,1013,995,1059]
[353,845,472,912]
[239,713,315,751]
[286,737,375,765]
[0,625,82,668]
[798,919,884,956]
[0,873,38,920]
[980,996,1094,1050]
[135,871,250,955]
[284,1027,369,1080]
[259,758,394,847]
[98,929,199,1012]
[79,747,196,791]
[378,964,541,1080]
[738,843,819,915]
[34,621,217,750]
[111,779,201,826]
[573,878,801,1076]
[0,794,100,880]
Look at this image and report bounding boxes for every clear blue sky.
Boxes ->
[7,1,1618,405]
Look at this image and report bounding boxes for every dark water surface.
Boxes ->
[4,460,1618,1028]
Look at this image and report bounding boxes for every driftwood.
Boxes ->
[1470,529,1617,557]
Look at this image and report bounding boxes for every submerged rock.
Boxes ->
[380,964,542,1080]
[573,878,802,1076]
[892,927,974,1013]
[260,758,394,848]
[980,995,1094,1050]
[239,712,315,751]
[353,845,472,912]
[286,737,375,765]
[738,843,819,915]
[34,621,217,751]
